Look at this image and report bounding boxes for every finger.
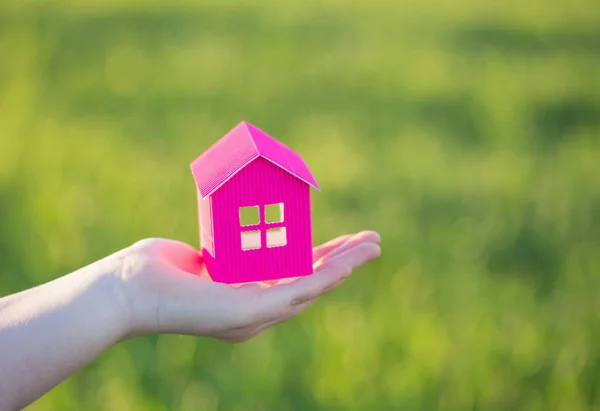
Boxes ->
[312,234,353,260]
[293,242,381,304]
[236,279,285,289]
[260,242,381,315]
[233,271,348,335]
[233,234,381,325]
[314,231,381,269]
[272,277,299,285]
[247,271,351,334]
[312,231,380,262]
[226,243,380,337]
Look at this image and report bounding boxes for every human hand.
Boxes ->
[114,231,381,342]
[0,231,380,409]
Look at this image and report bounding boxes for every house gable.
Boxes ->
[190,121,319,199]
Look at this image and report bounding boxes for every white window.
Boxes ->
[266,227,287,247]
[241,230,261,250]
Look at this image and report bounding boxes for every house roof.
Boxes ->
[190,121,320,199]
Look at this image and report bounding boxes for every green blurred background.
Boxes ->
[1,0,600,409]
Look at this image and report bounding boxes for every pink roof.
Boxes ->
[191,121,320,199]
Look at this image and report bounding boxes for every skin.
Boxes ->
[0,231,381,410]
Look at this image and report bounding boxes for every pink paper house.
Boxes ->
[190,121,320,284]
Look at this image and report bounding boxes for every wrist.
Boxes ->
[85,250,140,342]
[106,243,164,340]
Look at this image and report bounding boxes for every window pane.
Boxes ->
[266,227,287,248]
[239,206,259,226]
[265,203,284,223]
[241,230,261,250]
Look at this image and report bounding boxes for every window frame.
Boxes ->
[239,202,287,251]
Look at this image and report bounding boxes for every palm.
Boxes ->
[125,231,381,341]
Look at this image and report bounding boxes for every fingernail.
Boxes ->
[359,230,381,243]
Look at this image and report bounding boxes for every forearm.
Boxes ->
[0,254,129,410]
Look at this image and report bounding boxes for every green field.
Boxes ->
[1,0,600,409]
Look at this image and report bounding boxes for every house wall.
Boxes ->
[198,188,214,255]
[211,157,313,283]
[197,188,216,276]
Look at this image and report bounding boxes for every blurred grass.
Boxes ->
[1,0,600,410]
